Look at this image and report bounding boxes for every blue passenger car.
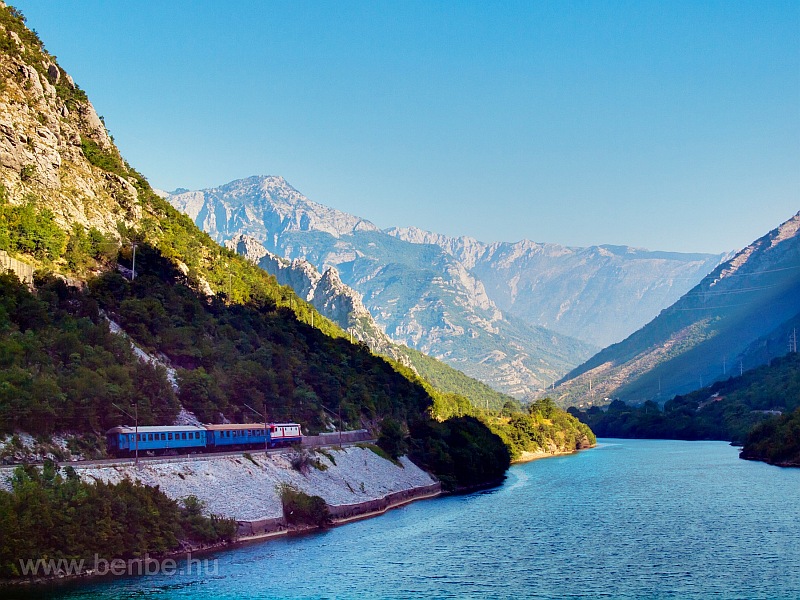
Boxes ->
[205,424,269,449]
[106,425,207,456]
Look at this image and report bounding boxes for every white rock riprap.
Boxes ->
[73,447,435,521]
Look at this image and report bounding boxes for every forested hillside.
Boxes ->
[741,407,800,467]
[570,352,800,444]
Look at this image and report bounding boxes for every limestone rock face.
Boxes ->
[171,176,380,246]
[0,22,137,239]
[227,233,415,369]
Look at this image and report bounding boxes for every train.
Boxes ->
[105,422,302,457]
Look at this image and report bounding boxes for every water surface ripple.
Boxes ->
[29,439,800,599]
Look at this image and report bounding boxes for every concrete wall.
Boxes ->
[0,250,33,286]
[302,429,371,447]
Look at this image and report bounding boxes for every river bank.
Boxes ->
[512,445,594,464]
[0,446,442,587]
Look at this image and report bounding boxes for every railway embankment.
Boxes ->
[0,446,440,536]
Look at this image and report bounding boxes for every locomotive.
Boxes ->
[105,422,302,457]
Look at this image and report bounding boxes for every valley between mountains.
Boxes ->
[167,176,725,401]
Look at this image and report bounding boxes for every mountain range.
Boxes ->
[556,211,800,406]
[168,176,725,399]
[386,227,726,348]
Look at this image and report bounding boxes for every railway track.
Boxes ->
[0,438,377,472]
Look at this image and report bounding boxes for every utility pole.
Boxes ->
[319,403,343,445]
[245,403,269,454]
[113,402,139,468]
[130,241,137,281]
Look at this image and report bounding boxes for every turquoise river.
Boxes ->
[21,439,800,599]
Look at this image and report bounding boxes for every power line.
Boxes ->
[674,303,749,311]
[683,284,780,298]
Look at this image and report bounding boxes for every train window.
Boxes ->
[161,433,166,440]
[181,433,186,440]
[148,434,153,441]
[168,433,173,440]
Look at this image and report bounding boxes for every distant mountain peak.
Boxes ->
[171,175,380,242]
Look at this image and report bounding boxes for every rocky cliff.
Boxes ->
[227,232,414,368]
[0,6,140,241]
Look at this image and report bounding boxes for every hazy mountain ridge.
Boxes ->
[386,226,726,348]
[168,177,597,400]
[556,211,800,407]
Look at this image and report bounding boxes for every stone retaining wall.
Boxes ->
[327,483,441,520]
[236,481,442,538]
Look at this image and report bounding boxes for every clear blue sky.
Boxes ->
[12,0,800,253]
